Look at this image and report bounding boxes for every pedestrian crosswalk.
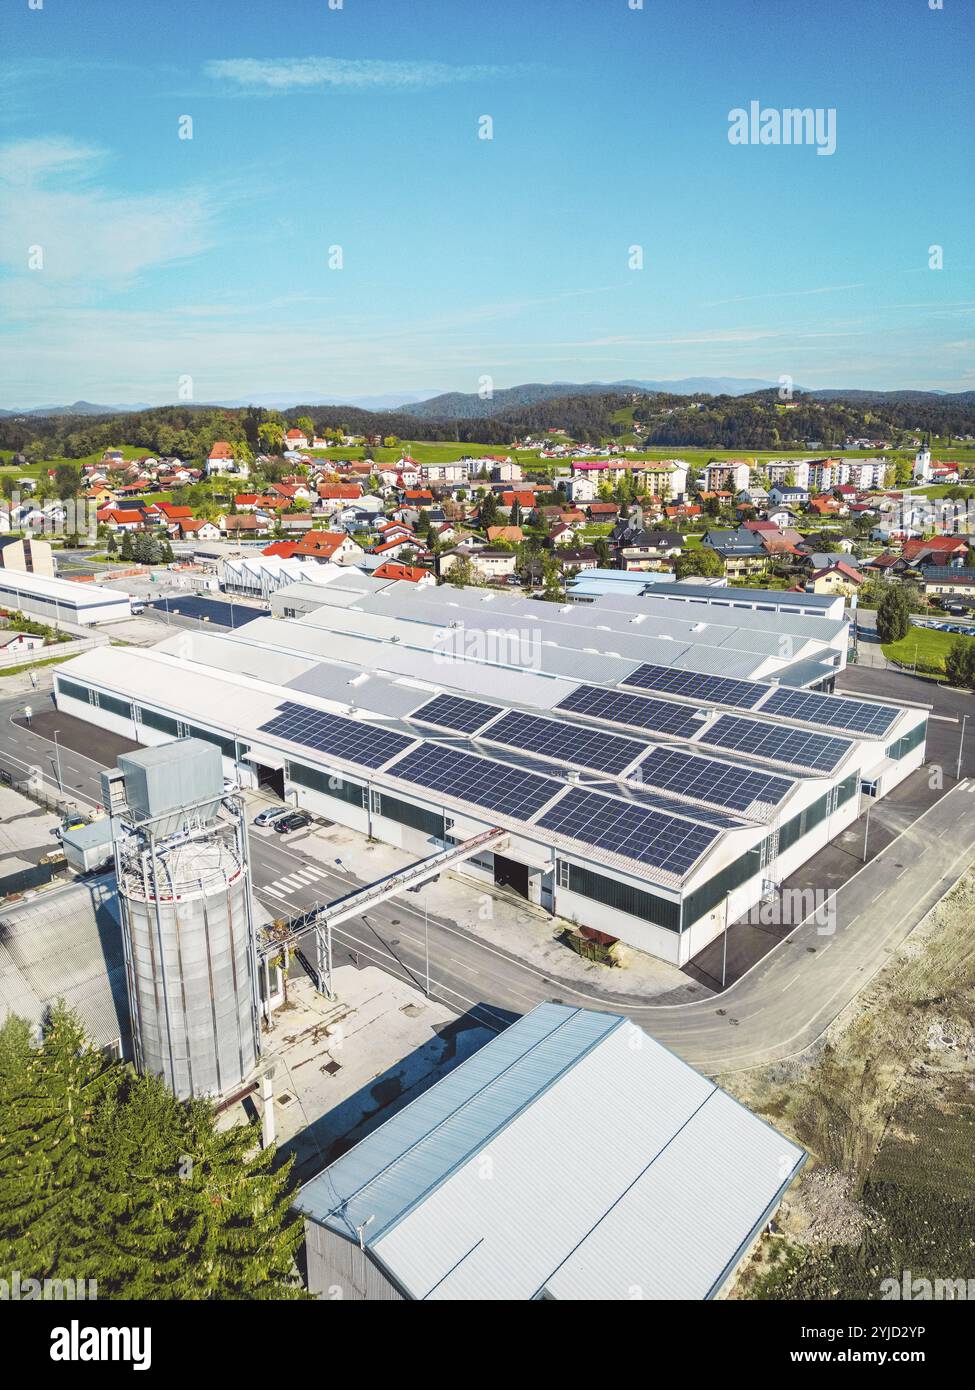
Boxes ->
[258,864,330,899]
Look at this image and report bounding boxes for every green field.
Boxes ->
[881,624,975,675]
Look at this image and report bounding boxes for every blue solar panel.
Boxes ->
[623,663,766,710]
[389,744,560,820]
[698,714,851,773]
[557,684,710,738]
[411,694,500,735]
[482,710,647,777]
[761,687,899,737]
[536,787,718,876]
[259,701,414,770]
[636,745,794,813]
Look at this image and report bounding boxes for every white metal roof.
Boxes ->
[298,1003,805,1300]
[0,568,130,609]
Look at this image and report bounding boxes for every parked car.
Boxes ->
[273,810,312,834]
[253,806,291,828]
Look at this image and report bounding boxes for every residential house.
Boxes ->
[486,526,524,545]
[701,526,769,578]
[371,562,435,585]
[219,513,271,537]
[206,441,248,477]
[98,508,145,533]
[806,561,864,596]
[177,519,221,542]
[768,484,810,507]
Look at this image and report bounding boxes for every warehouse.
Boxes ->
[298,1002,806,1300]
[51,581,927,967]
[0,568,132,626]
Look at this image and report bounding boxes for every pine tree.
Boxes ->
[0,1005,117,1281]
[0,1009,307,1299]
[119,529,134,561]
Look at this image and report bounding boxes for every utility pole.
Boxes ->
[424,887,430,998]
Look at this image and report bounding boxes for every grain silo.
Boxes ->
[104,739,261,1100]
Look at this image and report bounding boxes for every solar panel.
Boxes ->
[617,783,744,830]
[636,745,795,814]
[761,687,899,737]
[556,684,710,738]
[482,710,647,777]
[698,714,851,773]
[411,693,500,735]
[258,701,414,770]
[389,744,560,820]
[536,787,718,876]
[623,663,766,710]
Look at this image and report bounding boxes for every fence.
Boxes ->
[0,632,107,672]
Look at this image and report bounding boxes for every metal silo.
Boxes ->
[107,739,261,1100]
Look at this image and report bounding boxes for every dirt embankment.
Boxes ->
[723,872,975,1299]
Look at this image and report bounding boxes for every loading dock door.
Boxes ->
[255,763,286,799]
[494,853,530,899]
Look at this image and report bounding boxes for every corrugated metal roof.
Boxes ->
[0,876,129,1049]
[298,1004,805,1300]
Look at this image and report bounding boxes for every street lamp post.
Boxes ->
[957,713,969,781]
[862,800,871,863]
[52,730,63,793]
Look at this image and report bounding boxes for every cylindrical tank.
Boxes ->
[120,834,258,1099]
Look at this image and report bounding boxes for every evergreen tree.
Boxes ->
[119,529,134,561]
[876,586,911,644]
[944,639,975,690]
[0,1005,117,1281]
[0,1008,306,1300]
[479,491,499,528]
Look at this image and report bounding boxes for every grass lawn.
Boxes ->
[881,624,975,675]
[0,652,81,679]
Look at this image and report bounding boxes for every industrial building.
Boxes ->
[51,576,928,967]
[298,1002,806,1300]
[0,568,133,626]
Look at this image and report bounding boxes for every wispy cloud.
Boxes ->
[704,284,865,308]
[0,136,217,287]
[204,56,529,93]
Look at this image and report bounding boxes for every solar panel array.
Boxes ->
[637,745,795,813]
[411,693,500,735]
[618,784,744,830]
[699,714,852,773]
[259,701,415,769]
[557,684,710,738]
[623,663,766,710]
[388,744,560,820]
[483,709,647,777]
[536,787,719,876]
[761,687,899,737]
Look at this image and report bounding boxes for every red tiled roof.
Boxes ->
[373,562,429,582]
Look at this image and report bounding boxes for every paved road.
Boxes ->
[3,687,974,1075]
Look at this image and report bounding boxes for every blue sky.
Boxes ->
[1,0,973,406]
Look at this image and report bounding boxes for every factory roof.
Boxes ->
[0,568,131,609]
[0,876,129,1048]
[297,1003,806,1301]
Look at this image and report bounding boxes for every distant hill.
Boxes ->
[0,400,155,418]
[399,378,786,420]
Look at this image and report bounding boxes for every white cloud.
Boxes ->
[204,56,526,92]
[0,136,216,286]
